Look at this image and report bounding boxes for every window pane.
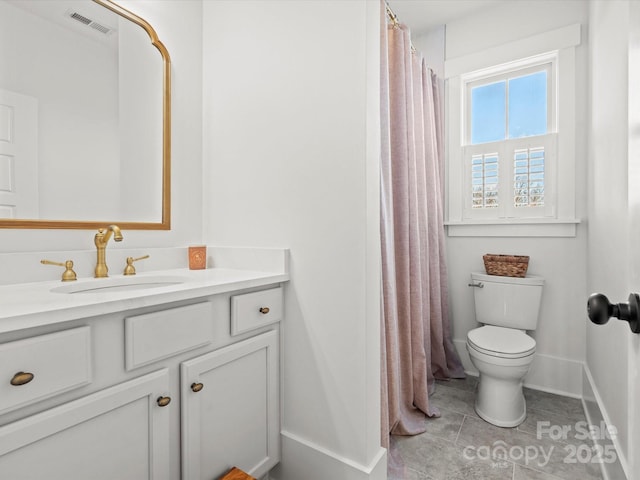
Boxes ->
[471,153,499,208]
[508,71,547,139]
[513,147,545,207]
[471,82,506,144]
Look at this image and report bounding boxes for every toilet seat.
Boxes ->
[467,325,536,359]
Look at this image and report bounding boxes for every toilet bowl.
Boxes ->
[467,325,536,427]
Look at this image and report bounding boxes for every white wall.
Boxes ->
[0,0,203,253]
[587,0,632,474]
[202,1,385,478]
[444,1,589,396]
[413,26,445,80]
[413,26,445,141]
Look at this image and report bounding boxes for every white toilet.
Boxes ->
[466,272,544,427]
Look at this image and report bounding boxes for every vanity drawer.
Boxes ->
[231,287,283,335]
[125,302,214,370]
[0,327,92,415]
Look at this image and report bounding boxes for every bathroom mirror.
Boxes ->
[0,0,170,229]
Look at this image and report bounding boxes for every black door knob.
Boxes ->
[587,293,640,333]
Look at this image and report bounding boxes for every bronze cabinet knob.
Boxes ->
[259,307,270,314]
[156,396,171,407]
[10,371,34,386]
[191,382,204,393]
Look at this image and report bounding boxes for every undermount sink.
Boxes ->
[51,275,187,294]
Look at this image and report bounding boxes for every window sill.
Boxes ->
[445,219,581,238]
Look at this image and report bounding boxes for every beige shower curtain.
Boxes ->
[380,12,465,448]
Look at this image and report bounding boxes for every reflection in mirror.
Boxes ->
[0,0,170,229]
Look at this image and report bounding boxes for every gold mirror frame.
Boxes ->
[0,0,171,230]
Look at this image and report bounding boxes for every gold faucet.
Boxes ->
[94,225,123,278]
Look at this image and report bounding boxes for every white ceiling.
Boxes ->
[387,0,507,35]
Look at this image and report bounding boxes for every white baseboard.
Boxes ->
[524,352,583,397]
[453,339,583,397]
[582,365,628,480]
[270,431,387,480]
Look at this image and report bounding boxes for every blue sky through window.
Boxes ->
[471,82,505,144]
[509,71,547,139]
[470,70,547,144]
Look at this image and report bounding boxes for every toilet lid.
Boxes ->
[467,326,536,358]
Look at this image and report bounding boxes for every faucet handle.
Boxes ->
[41,259,77,282]
[123,255,150,276]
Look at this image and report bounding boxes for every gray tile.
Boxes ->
[513,463,564,480]
[531,445,603,480]
[388,466,430,480]
[518,406,589,447]
[423,406,465,443]
[430,382,479,418]
[457,415,538,457]
[435,375,478,393]
[392,432,513,480]
[457,415,602,480]
[389,383,602,479]
[523,388,584,419]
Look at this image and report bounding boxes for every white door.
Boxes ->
[629,2,640,479]
[628,145,640,480]
[0,89,38,218]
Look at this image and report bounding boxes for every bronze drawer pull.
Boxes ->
[259,307,270,314]
[157,396,171,407]
[10,371,34,386]
[191,382,204,393]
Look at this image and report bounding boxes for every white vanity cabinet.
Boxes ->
[0,282,284,480]
[181,329,280,480]
[0,369,171,480]
[0,327,92,415]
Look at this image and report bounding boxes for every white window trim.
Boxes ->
[444,24,581,237]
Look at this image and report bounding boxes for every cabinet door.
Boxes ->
[181,330,279,480]
[0,369,171,480]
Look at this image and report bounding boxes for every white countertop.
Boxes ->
[0,267,289,334]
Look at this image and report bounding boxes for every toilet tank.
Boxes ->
[471,272,544,330]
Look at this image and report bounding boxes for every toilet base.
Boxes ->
[475,373,527,427]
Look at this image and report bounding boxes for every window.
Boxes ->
[462,58,556,219]
[445,24,580,237]
[471,70,548,143]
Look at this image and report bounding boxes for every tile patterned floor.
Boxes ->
[389,377,607,480]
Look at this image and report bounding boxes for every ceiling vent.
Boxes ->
[67,10,115,36]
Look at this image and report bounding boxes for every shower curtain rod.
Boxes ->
[384,2,417,54]
[385,2,400,27]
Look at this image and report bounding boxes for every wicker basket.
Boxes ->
[483,254,529,278]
